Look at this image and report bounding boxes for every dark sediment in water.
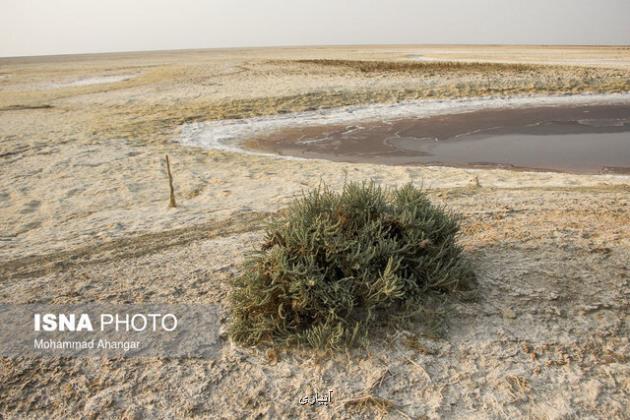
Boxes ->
[244,104,630,174]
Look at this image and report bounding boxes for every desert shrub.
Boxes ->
[229,182,475,348]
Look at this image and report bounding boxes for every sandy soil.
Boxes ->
[1,45,629,419]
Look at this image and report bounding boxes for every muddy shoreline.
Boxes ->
[244,103,630,174]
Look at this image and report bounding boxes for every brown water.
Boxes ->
[245,104,630,173]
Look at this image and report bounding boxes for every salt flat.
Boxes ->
[0,45,629,418]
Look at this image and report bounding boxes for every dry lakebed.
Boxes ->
[0,45,629,419]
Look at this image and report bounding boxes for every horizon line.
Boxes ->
[2,41,629,60]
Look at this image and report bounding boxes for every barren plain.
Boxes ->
[1,45,629,418]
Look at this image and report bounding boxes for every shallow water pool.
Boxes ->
[245,104,630,173]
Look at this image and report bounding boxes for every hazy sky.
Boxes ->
[1,0,629,57]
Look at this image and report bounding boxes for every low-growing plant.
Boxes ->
[229,181,475,348]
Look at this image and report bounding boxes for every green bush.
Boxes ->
[229,182,475,348]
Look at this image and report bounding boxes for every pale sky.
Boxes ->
[1,0,629,57]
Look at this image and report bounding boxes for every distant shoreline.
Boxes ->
[179,92,630,167]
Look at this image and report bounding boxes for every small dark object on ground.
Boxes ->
[165,154,176,208]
